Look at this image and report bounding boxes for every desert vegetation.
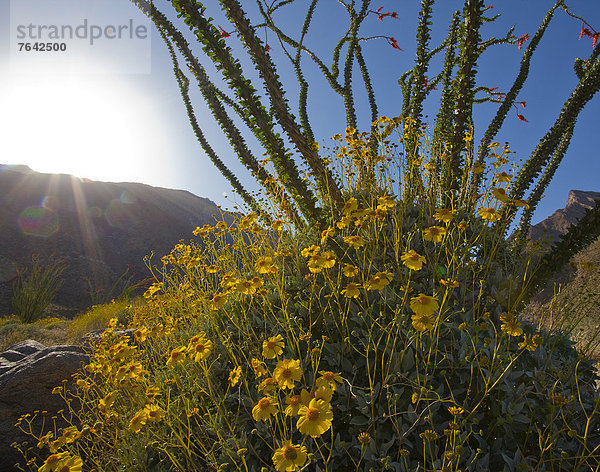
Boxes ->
[11,0,600,471]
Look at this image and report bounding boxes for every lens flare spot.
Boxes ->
[119,190,136,204]
[104,199,131,229]
[88,206,103,218]
[41,195,61,211]
[18,206,59,237]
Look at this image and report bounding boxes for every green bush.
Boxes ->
[11,258,65,324]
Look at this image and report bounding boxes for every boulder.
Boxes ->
[0,340,88,472]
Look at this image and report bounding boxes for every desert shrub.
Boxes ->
[11,258,65,324]
[19,123,600,472]
[15,1,600,470]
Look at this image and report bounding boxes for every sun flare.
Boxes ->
[0,75,165,183]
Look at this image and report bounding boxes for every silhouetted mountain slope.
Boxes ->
[0,164,226,315]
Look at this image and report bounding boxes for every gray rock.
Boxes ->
[0,341,88,472]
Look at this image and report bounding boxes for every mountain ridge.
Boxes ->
[0,164,227,316]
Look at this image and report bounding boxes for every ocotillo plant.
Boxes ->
[128,0,600,294]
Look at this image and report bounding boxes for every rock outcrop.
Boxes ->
[0,340,88,472]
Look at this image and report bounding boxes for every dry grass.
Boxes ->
[0,315,71,352]
[0,297,144,352]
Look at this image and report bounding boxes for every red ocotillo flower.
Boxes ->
[218,25,231,39]
[517,33,529,50]
[388,37,402,50]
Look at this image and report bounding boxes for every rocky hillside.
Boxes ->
[0,164,227,316]
[523,190,600,356]
[528,190,600,245]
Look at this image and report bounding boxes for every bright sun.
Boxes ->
[0,75,165,183]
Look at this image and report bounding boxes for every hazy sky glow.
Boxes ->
[0,0,599,225]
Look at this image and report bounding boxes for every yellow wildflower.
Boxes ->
[193,224,212,237]
[297,399,333,437]
[251,358,266,377]
[518,334,538,351]
[252,397,278,421]
[433,208,454,223]
[420,429,439,441]
[128,409,148,434]
[273,359,302,389]
[344,235,366,249]
[229,366,242,387]
[272,441,307,472]
[236,279,257,295]
[365,271,393,291]
[188,335,213,362]
[358,432,371,444]
[258,377,278,395]
[316,371,343,391]
[307,254,326,273]
[144,404,165,423]
[321,251,336,268]
[271,220,284,232]
[301,245,320,258]
[98,392,118,414]
[60,426,80,444]
[341,283,361,298]
[410,294,439,316]
[285,394,303,416]
[320,227,334,245]
[494,171,512,183]
[440,278,459,289]
[378,195,395,208]
[511,199,530,209]
[342,264,359,277]
[39,453,68,472]
[336,216,352,229]
[37,432,53,449]
[210,293,227,310]
[500,313,523,337]
[478,206,501,222]
[255,256,277,274]
[423,226,446,243]
[401,250,426,271]
[263,334,285,359]
[492,187,510,203]
[411,312,436,332]
[472,162,485,174]
[251,276,264,290]
[146,386,161,398]
[342,197,358,215]
[166,347,187,367]
[314,385,333,403]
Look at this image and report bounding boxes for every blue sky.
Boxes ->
[1,0,599,225]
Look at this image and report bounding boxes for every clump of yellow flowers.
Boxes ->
[17,118,600,472]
